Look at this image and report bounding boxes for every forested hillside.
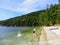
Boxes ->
[0,4,60,26]
[38,4,60,26]
[0,10,45,26]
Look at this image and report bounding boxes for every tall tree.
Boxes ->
[46,4,51,26]
[59,0,60,4]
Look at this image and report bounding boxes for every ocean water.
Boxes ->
[0,26,32,45]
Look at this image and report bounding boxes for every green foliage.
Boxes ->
[38,4,60,26]
[0,4,60,26]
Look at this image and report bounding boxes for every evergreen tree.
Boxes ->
[59,0,60,4]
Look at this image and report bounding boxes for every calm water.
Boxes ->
[0,26,32,45]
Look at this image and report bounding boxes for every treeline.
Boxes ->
[0,11,43,26]
[0,4,60,26]
[38,4,60,26]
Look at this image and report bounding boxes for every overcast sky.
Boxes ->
[0,0,58,20]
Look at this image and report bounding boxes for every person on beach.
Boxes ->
[31,28,40,45]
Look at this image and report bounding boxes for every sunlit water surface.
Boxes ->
[0,26,32,45]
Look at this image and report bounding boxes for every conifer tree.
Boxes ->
[59,0,60,4]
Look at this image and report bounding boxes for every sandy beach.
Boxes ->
[39,26,60,45]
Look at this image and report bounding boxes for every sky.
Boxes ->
[0,0,58,20]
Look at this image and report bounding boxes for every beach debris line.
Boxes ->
[30,28,41,45]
